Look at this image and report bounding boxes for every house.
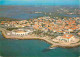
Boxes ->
[78,32,80,35]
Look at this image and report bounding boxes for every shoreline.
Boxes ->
[0,28,80,48]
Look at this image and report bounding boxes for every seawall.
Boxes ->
[0,28,80,48]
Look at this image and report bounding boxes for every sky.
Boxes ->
[0,0,79,5]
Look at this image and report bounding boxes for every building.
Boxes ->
[7,29,33,36]
[78,32,80,35]
[53,34,78,43]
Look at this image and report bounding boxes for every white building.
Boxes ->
[53,34,79,43]
[7,29,33,36]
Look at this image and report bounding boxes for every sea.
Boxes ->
[0,32,80,57]
[0,5,80,57]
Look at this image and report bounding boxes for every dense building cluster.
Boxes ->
[0,16,80,43]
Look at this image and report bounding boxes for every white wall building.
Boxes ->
[7,29,33,36]
[53,34,79,43]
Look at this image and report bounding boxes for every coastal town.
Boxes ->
[0,16,80,48]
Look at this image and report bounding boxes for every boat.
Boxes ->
[48,47,56,49]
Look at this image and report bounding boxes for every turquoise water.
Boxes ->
[0,32,80,57]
